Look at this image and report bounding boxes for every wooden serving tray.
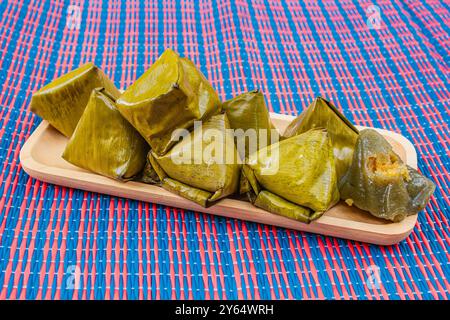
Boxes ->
[20,113,418,245]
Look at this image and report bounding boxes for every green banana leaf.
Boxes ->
[242,128,340,223]
[340,129,435,222]
[283,97,359,186]
[254,191,312,222]
[222,90,277,160]
[116,48,221,156]
[62,88,149,181]
[137,156,161,184]
[149,113,241,207]
[31,63,120,137]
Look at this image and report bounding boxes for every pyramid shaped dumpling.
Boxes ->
[63,88,149,181]
[31,63,120,137]
[149,113,241,206]
[242,129,340,223]
[116,49,221,156]
[284,97,359,186]
[222,90,277,161]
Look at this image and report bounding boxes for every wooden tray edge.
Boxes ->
[19,120,419,245]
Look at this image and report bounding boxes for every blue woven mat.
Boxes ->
[0,0,449,299]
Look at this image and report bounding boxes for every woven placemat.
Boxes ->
[0,0,448,299]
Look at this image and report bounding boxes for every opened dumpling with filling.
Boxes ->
[340,129,435,222]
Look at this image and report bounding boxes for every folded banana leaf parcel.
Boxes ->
[222,90,280,196]
[116,48,221,156]
[241,129,340,223]
[340,129,435,222]
[63,88,149,181]
[284,97,359,186]
[31,62,120,138]
[148,113,241,207]
[222,90,277,161]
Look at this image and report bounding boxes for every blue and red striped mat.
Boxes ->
[0,0,448,299]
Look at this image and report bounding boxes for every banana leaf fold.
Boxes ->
[116,48,221,156]
[222,90,277,161]
[62,88,149,181]
[31,63,120,137]
[284,97,359,186]
[138,157,161,184]
[242,129,340,223]
[340,129,435,222]
[148,113,241,206]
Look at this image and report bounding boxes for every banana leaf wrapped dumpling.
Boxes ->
[62,88,149,181]
[116,48,221,156]
[340,129,435,222]
[148,113,241,207]
[284,97,359,185]
[222,90,277,160]
[242,129,340,223]
[31,63,120,137]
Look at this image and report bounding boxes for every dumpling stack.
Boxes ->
[30,49,435,224]
[116,49,240,206]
